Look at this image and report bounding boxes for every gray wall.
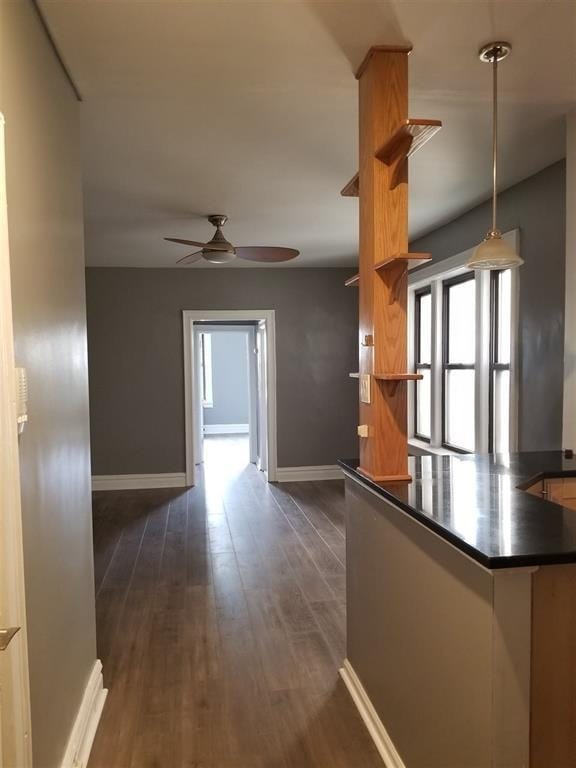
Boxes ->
[2,3,97,766]
[411,160,566,451]
[86,268,359,472]
[203,331,250,426]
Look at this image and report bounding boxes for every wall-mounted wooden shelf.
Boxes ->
[345,273,359,287]
[341,173,359,198]
[349,372,360,379]
[376,119,442,165]
[373,253,432,272]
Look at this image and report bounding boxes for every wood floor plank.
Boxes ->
[89,436,382,768]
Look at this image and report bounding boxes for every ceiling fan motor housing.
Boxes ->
[204,214,236,261]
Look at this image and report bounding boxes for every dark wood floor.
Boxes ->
[89,441,381,767]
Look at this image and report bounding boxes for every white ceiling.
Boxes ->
[38,0,576,268]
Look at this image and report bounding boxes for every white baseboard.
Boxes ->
[340,659,405,768]
[203,423,249,434]
[91,473,187,491]
[61,660,107,768]
[275,465,343,482]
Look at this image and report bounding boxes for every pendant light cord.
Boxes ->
[491,51,498,234]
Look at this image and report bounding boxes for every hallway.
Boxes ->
[89,458,382,767]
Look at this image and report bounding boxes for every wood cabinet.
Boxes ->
[526,477,576,511]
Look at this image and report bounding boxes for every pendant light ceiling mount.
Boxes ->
[478,41,511,64]
[467,40,523,271]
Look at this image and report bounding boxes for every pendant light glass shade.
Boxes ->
[467,42,523,271]
[468,230,523,270]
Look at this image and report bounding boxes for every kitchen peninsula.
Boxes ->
[339,452,576,768]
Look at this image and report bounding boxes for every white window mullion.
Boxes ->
[476,271,491,453]
[509,269,520,451]
[407,288,416,440]
[430,279,443,449]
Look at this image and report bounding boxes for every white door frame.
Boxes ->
[183,310,277,484]
[0,113,33,768]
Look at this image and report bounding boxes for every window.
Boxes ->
[200,332,213,408]
[408,235,517,455]
[442,274,476,452]
[414,289,432,440]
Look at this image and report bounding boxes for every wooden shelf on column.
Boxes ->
[345,273,359,287]
[374,372,423,395]
[373,252,432,272]
[340,119,441,197]
[341,173,359,198]
[373,373,423,381]
[376,119,442,165]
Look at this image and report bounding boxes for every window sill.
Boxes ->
[409,439,463,458]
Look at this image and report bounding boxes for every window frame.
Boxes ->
[407,230,520,455]
[414,287,432,442]
[441,272,477,453]
[200,332,214,408]
[489,270,513,453]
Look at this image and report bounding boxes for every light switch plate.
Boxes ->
[360,374,371,404]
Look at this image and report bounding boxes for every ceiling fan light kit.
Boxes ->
[467,41,524,271]
[165,214,299,266]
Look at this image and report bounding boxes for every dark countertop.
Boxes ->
[338,452,576,569]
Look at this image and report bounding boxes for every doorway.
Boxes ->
[194,324,255,474]
[183,310,277,486]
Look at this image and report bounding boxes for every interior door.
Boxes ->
[256,320,268,472]
[0,113,32,768]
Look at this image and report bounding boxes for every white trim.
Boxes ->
[203,423,249,435]
[339,660,405,768]
[60,660,107,768]
[409,230,518,287]
[275,465,342,482]
[91,473,187,491]
[183,310,278,484]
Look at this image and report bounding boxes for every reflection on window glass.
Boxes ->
[447,278,475,364]
[445,369,475,452]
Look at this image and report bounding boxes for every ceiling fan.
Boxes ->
[165,214,300,265]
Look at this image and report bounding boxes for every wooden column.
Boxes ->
[340,46,439,482]
[358,46,412,482]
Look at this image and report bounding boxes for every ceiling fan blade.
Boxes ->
[165,236,231,252]
[235,247,299,263]
[165,237,208,248]
[176,250,204,265]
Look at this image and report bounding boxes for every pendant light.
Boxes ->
[467,41,523,270]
